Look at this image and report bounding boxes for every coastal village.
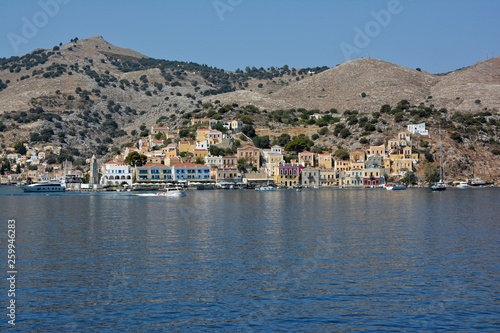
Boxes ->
[1,115,458,189]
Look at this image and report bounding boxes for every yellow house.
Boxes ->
[389,146,416,175]
[265,153,284,177]
[391,159,413,175]
[368,145,385,157]
[345,168,364,187]
[193,149,209,160]
[350,161,365,171]
[196,128,210,142]
[335,160,350,172]
[179,141,195,153]
[320,169,337,186]
[275,163,300,187]
[147,156,164,164]
[151,126,169,135]
[318,153,332,169]
[387,139,399,152]
[164,156,180,166]
[163,143,178,158]
[350,149,365,163]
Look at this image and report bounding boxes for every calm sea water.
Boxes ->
[0,186,499,332]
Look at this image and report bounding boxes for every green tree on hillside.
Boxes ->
[241,125,256,139]
[401,171,417,185]
[252,136,270,149]
[14,141,27,155]
[125,151,147,167]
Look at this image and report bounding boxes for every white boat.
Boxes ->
[156,187,187,197]
[255,185,276,191]
[470,178,486,186]
[21,181,66,192]
[457,181,469,189]
[431,180,446,192]
[386,184,406,191]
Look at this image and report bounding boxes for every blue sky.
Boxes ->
[0,0,498,74]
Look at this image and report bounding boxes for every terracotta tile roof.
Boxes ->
[173,163,206,167]
[239,145,258,150]
[141,163,167,167]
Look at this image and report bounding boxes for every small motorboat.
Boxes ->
[156,187,187,197]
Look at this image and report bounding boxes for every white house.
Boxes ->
[100,161,133,186]
[205,155,223,168]
[196,140,209,150]
[407,123,428,136]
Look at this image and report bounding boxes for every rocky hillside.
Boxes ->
[208,57,500,113]
[0,37,499,181]
[0,36,325,152]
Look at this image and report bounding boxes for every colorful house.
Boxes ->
[222,155,237,168]
[216,168,241,183]
[363,168,380,186]
[345,168,364,187]
[276,163,300,187]
[136,163,211,182]
[298,151,315,167]
[350,149,365,163]
[151,126,169,136]
[368,145,385,157]
[196,128,211,142]
[320,169,337,186]
[193,149,209,160]
[335,160,350,172]
[317,153,332,169]
[301,168,320,187]
[237,145,261,168]
[179,141,195,153]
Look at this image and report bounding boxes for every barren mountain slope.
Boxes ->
[210,58,440,112]
[209,57,500,113]
[430,57,500,112]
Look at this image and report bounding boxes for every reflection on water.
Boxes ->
[0,187,499,332]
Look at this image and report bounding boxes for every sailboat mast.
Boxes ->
[439,125,443,181]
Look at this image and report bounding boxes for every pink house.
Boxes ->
[298,151,315,167]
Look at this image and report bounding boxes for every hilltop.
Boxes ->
[207,57,500,113]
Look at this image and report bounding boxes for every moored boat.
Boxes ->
[431,180,446,191]
[21,181,66,192]
[470,178,486,186]
[385,183,406,191]
[457,181,469,189]
[255,185,276,191]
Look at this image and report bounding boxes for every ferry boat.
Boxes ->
[21,181,66,192]
[156,187,187,197]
